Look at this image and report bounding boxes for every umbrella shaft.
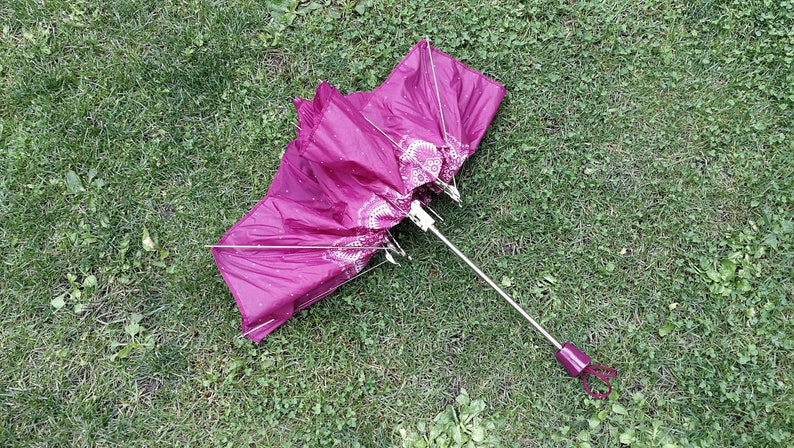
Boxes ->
[427,224,563,350]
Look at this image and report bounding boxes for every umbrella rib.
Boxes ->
[239,318,277,339]
[361,115,435,174]
[296,258,391,309]
[362,115,402,149]
[362,115,461,203]
[237,258,392,339]
[426,37,449,144]
[361,114,440,178]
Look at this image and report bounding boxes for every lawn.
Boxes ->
[1,0,792,446]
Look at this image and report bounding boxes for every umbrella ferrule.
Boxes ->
[407,200,436,231]
[385,239,406,258]
[384,251,400,266]
[434,180,461,204]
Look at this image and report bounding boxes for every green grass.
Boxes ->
[1,0,792,446]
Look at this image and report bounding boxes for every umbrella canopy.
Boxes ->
[212,40,505,341]
[360,40,505,186]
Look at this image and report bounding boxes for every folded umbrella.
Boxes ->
[211,39,616,397]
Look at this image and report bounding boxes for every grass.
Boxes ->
[1,0,792,446]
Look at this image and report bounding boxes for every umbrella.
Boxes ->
[211,39,616,398]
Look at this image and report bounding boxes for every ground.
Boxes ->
[1,1,792,446]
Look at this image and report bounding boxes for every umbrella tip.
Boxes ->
[384,251,400,266]
[434,180,461,204]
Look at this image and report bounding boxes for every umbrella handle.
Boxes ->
[556,342,618,399]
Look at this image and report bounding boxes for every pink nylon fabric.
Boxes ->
[212,40,505,341]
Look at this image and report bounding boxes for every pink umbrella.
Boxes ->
[211,40,616,398]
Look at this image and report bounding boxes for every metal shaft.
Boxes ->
[426,224,563,350]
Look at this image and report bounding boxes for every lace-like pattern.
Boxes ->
[322,134,470,271]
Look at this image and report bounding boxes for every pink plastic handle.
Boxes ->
[555,342,617,399]
[555,342,591,377]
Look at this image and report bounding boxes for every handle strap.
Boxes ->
[581,365,618,399]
